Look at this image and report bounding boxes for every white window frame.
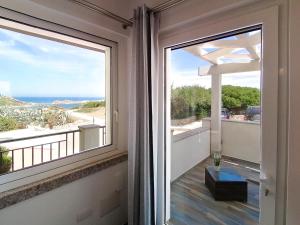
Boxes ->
[0,14,119,192]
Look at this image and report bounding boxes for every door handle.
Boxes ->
[264,188,270,196]
[260,172,272,197]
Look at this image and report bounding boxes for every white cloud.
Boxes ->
[0,29,106,75]
[0,28,107,97]
[222,71,260,88]
[0,81,11,96]
[0,38,105,75]
[171,68,260,89]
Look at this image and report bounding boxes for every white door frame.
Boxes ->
[159,6,278,225]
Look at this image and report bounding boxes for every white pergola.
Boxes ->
[184,31,261,152]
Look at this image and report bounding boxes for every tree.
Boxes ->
[222,85,260,111]
[171,85,260,120]
[171,86,210,120]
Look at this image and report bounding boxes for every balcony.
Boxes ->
[171,118,260,181]
[0,125,106,173]
[170,118,260,225]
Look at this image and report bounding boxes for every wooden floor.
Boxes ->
[169,157,260,225]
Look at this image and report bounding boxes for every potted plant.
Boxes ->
[212,151,222,171]
[0,146,12,174]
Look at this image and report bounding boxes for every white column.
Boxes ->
[211,71,222,152]
[79,124,101,151]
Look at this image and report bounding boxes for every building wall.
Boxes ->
[171,129,210,182]
[0,0,130,37]
[222,120,260,163]
[0,162,128,225]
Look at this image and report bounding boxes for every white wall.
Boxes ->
[222,120,260,163]
[203,118,261,163]
[0,0,130,37]
[171,128,210,182]
[0,162,128,225]
[286,0,300,224]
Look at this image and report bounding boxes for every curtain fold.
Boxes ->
[128,5,162,225]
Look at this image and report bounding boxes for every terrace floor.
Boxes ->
[169,157,260,225]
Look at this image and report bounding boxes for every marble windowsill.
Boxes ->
[0,151,128,210]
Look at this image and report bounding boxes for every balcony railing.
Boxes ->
[0,125,106,173]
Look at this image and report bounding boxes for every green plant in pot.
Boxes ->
[212,151,222,171]
[0,146,12,174]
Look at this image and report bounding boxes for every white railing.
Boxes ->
[171,127,210,182]
[0,124,106,174]
[171,118,260,181]
[221,119,260,163]
[203,118,260,163]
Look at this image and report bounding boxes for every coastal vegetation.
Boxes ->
[75,101,105,113]
[82,101,105,108]
[0,116,19,131]
[0,96,24,106]
[0,146,12,174]
[0,104,74,132]
[0,96,105,132]
[171,85,260,120]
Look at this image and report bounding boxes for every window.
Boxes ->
[0,18,115,176]
[168,27,262,223]
[170,29,261,136]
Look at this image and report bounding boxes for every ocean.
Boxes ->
[14,97,104,109]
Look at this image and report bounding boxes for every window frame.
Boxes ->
[0,16,119,192]
[159,6,279,224]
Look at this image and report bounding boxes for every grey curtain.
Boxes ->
[128,5,161,225]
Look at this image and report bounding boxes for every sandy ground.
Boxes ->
[84,107,105,119]
[66,108,105,126]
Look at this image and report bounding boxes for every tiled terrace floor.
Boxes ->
[169,157,260,225]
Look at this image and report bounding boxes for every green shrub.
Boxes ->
[81,101,105,108]
[171,86,210,120]
[42,110,73,129]
[0,116,18,132]
[0,146,12,174]
[171,85,260,120]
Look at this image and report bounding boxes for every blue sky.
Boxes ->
[0,28,106,98]
[171,49,210,71]
[0,27,260,99]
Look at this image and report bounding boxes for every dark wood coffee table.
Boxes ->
[205,166,247,202]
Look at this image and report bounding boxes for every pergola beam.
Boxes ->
[236,33,260,60]
[202,48,233,64]
[201,33,260,49]
[198,60,260,76]
[184,32,261,64]
[182,31,261,155]
[184,45,216,65]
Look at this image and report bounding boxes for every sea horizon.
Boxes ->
[13,96,104,104]
[9,96,105,109]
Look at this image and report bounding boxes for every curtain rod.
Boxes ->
[70,0,186,29]
[70,0,133,28]
[152,0,185,13]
